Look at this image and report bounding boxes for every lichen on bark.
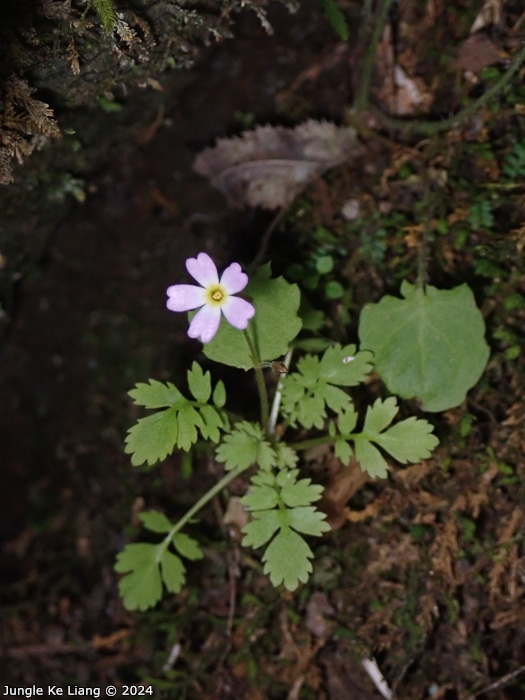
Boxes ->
[0,0,293,184]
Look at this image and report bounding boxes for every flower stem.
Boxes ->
[243,329,270,436]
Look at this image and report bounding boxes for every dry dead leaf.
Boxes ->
[92,629,132,650]
[430,518,460,586]
[304,592,335,639]
[490,606,525,630]
[365,535,420,577]
[193,120,360,209]
[346,499,383,523]
[67,38,81,75]
[223,495,249,541]
[372,24,432,116]
[470,0,503,33]
[318,457,370,529]
[393,461,432,487]
[489,508,523,602]
[455,33,501,75]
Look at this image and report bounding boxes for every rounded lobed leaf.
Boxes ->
[358,282,490,412]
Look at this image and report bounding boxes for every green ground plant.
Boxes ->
[116,248,490,611]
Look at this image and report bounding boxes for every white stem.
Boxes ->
[268,348,293,434]
[361,657,393,700]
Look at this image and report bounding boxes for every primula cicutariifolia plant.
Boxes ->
[116,252,442,611]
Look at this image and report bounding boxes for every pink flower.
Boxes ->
[167,252,256,343]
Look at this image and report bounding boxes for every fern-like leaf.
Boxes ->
[93,0,117,34]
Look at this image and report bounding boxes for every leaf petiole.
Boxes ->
[156,463,250,564]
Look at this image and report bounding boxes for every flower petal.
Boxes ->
[219,262,248,294]
[167,284,207,312]
[186,252,219,287]
[221,296,256,330]
[188,304,222,343]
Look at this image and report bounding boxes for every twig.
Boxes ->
[249,202,293,272]
[367,40,525,136]
[353,0,396,116]
[467,663,525,699]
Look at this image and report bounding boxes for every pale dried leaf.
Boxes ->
[455,33,501,74]
[223,496,248,542]
[304,592,335,638]
[470,0,503,33]
[393,65,432,115]
[193,120,360,209]
[373,25,432,116]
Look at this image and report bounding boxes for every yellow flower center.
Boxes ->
[207,285,227,306]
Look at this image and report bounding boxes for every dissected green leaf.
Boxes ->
[124,407,178,467]
[354,436,389,478]
[287,506,330,536]
[129,379,185,409]
[242,473,329,591]
[115,531,203,610]
[198,404,227,443]
[203,265,302,370]
[176,405,204,451]
[115,543,163,611]
[252,471,275,487]
[275,443,299,469]
[242,484,279,510]
[160,549,185,594]
[172,532,203,561]
[242,509,282,547]
[212,379,226,408]
[322,383,353,413]
[319,344,374,386]
[358,282,490,411]
[353,397,438,477]
[374,416,438,463]
[334,438,353,465]
[126,373,229,466]
[138,510,172,533]
[276,469,324,507]
[282,378,326,428]
[338,405,358,434]
[262,527,315,590]
[281,344,371,429]
[363,396,399,433]
[187,362,212,403]
[216,421,276,471]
